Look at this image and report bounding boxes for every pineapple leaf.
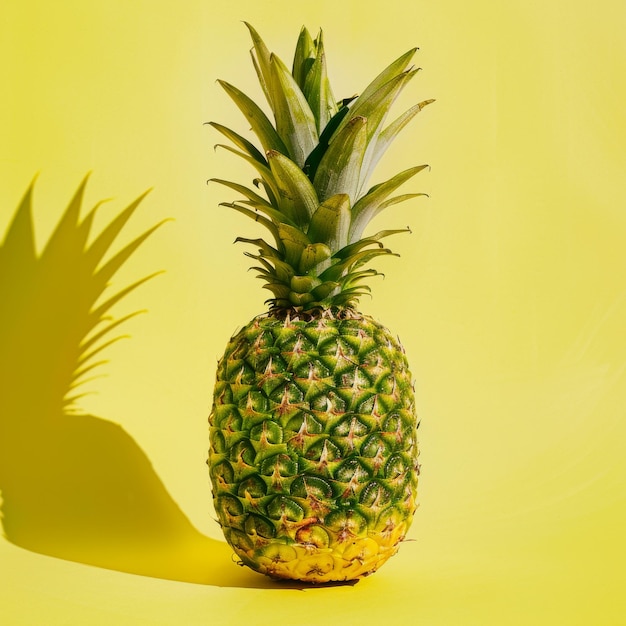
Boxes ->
[209,178,274,210]
[209,122,267,165]
[307,193,351,253]
[217,80,288,155]
[302,106,350,180]
[222,196,295,227]
[335,227,410,260]
[249,253,294,283]
[288,291,316,306]
[319,247,395,281]
[267,149,319,226]
[329,289,364,306]
[269,53,319,168]
[263,283,292,299]
[302,103,351,182]
[335,47,418,136]
[349,70,419,144]
[244,22,275,111]
[310,280,340,300]
[292,26,316,90]
[349,165,428,241]
[298,242,332,273]
[313,115,368,203]
[341,268,381,288]
[216,144,281,205]
[337,284,372,297]
[277,222,311,267]
[290,274,321,293]
[302,31,338,133]
[252,178,279,206]
[235,236,281,259]
[362,98,435,185]
[377,193,428,210]
[349,69,420,193]
[220,201,286,237]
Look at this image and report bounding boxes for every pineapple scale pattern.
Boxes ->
[209,313,419,582]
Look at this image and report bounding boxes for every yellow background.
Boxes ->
[2,0,626,623]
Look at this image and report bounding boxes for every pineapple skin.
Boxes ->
[208,311,419,582]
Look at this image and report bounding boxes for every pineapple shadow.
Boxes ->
[0,178,275,589]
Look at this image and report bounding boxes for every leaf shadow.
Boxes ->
[0,176,277,589]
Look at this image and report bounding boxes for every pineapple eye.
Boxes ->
[303,438,341,463]
[250,420,283,444]
[360,433,391,459]
[211,405,242,432]
[285,413,323,435]
[237,475,267,499]
[324,508,368,535]
[229,439,256,465]
[211,460,235,485]
[209,430,227,454]
[359,480,392,508]
[260,453,298,477]
[334,458,371,484]
[295,525,331,549]
[244,513,275,539]
[384,454,410,481]
[290,475,334,500]
[267,495,305,522]
[331,414,369,438]
[310,390,346,413]
[216,494,244,518]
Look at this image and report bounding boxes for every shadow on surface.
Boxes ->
[0,177,276,589]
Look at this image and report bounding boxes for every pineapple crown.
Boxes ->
[210,23,433,315]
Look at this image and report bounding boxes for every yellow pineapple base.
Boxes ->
[232,520,411,583]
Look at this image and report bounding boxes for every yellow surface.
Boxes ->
[1,0,625,624]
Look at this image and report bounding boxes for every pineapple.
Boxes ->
[208,24,432,583]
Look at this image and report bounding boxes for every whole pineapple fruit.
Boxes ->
[208,24,432,583]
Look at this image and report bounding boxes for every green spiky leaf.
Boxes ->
[313,115,367,203]
[209,178,274,210]
[298,242,332,273]
[292,26,316,90]
[217,80,288,155]
[267,149,319,226]
[209,122,267,165]
[307,193,351,253]
[333,47,418,137]
[302,32,338,133]
[303,103,352,182]
[269,53,319,167]
[350,165,428,241]
[361,98,435,186]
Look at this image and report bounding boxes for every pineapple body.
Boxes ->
[209,312,418,582]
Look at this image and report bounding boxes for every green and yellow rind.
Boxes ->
[209,312,419,582]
